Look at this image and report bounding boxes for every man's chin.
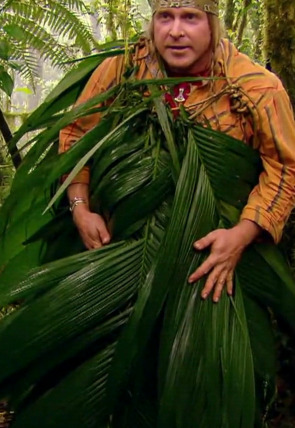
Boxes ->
[164,60,192,75]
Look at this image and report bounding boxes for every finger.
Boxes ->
[99,229,111,245]
[91,240,103,249]
[226,272,234,296]
[193,230,217,250]
[212,270,228,302]
[86,239,102,250]
[188,255,217,283]
[82,233,103,250]
[96,219,111,244]
[200,265,224,299]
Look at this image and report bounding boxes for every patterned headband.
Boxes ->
[150,0,219,15]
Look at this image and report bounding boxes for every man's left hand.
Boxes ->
[188,220,262,302]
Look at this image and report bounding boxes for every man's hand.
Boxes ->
[67,182,111,250]
[188,220,262,302]
[72,204,111,250]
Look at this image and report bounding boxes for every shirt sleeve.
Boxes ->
[240,83,295,243]
[59,55,123,184]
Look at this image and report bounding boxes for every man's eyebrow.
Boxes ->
[156,8,171,13]
[182,9,201,15]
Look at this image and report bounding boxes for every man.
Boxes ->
[60,0,295,302]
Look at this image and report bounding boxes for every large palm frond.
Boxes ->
[0,54,295,428]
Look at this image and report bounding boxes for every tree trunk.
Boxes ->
[264,0,295,109]
[0,108,21,170]
[237,0,252,46]
[224,0,235,33]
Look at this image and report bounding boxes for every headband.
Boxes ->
[150,0,218,15]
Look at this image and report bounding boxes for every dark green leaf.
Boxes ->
[0,40,10,60]
[0,66,14,96]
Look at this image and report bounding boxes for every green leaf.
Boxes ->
[0,40,10,60]
[3,24,26,41]
[242,294,276,423]
[0,66,14,96]
[9,345,115,428]
[107,130,256,427]
[0,241,143,383]
[152,96,180,180]
[106,133,215,408]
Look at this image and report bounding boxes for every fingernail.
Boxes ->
[213,297,219,303]
[194,242,201,249]
[188,277,194,284]
[201,293,207,299]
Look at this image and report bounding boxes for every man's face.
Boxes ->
[153,7,212,75]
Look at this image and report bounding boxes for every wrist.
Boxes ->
[71,202,92,226]
[69,197,88,213]
[233,220,262,246]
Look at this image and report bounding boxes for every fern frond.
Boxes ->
[41,1,98,53]
[0,0,99,90]
[0,14,73,70]
[5,0,98,54]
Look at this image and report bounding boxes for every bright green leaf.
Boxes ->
[15,87,34,95]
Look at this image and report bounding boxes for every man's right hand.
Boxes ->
[72,204,111,250]
[67,183,111,250]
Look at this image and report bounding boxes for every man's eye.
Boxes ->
[186,13,197,20]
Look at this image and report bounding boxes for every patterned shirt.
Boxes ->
[59,38,295,243]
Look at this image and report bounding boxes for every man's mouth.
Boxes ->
[168,46,189,50]
[168,46,188,50]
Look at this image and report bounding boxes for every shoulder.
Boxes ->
[88,54,125,90]
[219,39,284,93]
[90,37,156,87]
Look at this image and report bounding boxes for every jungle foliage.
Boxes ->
[0,0,101,185]
[0,1,295,427]
[0,0,98,95]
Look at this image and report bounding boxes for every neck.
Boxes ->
[164,52,213,78]
[167,64,211,77]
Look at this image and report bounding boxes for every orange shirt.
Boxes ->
[59,38,295,243]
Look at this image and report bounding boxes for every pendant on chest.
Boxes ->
[174,87,186,103]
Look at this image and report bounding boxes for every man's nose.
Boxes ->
[169,20,184,38]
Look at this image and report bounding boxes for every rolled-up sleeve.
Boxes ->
[241,84,295,243]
